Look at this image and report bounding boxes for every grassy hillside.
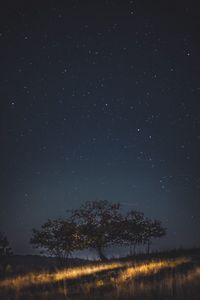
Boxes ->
[0,249,200,300]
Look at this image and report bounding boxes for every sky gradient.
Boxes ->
[0,1,200,255]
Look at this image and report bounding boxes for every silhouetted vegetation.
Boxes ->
[30,219,83,264]
[0,232,13,278]
[0,232,12,257]
[30,200,166,261]
[70,200,124,260]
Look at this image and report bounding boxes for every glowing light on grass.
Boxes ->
[116,257,190,283]
[0,261,130,290]
[0,257,191,292]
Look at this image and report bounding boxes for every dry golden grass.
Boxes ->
[0,257,190,289]
[1,256,199,300]
[0,260,130,289]
[116,257,189,283]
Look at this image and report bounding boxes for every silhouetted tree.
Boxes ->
[0,232,12,257]
[143,219,166,254]
[30,219,81,263]
[121,211,145,256]
[30,201,167,260]
[70,200,123,260]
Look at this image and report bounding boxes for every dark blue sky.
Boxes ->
[0,0,200,255]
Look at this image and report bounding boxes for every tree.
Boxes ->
[30,201,167,260]
[121,211,145,256]
[70,200,123,260]
[143,218,166,254]
[0,232,12,257]
[30,219,81,263]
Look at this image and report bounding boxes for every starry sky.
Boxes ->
[0,1,200,255]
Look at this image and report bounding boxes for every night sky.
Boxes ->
[0,1,200,255]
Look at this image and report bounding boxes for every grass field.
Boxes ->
[0,252,200,300]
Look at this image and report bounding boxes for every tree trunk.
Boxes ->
[97,246,107,261]
[147,240,151,255]
[133,243,136,256]
[129,244,136,257]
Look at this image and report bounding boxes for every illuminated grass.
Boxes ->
[77,257,191,293]
[0,257,190,291]
[0,261,130,290]
[116,257,190,283]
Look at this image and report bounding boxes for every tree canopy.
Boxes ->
[70,200,123,260]
[30,200,166,261]
[30,219,82,263]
